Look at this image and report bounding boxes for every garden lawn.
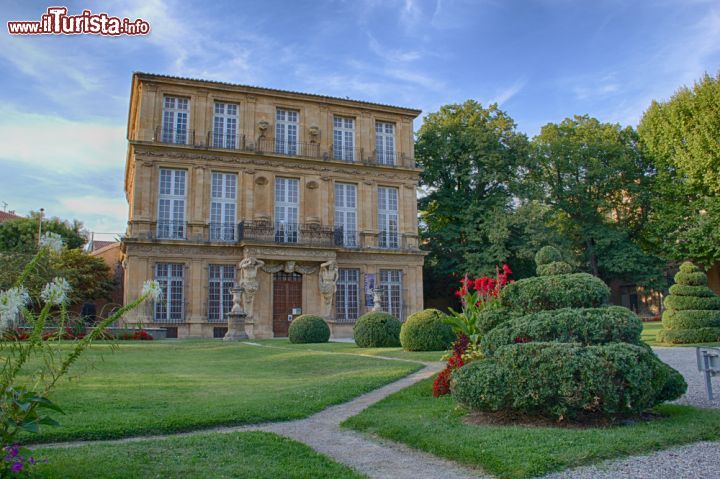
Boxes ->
[253,339,445,362]
[343,378,720,479]
[32,431,364,479]
[642,321,720,347]
[18,340,420,443]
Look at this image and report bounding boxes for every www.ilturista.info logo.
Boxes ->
[7,7,150,36]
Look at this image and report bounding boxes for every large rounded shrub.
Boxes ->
[288,315,330,344]
[353,312,401,347]
[534,245,563,265]
[452,342,686,419]
[500,273,610,314]
[481,306,643,356]
[400,309,454,351]
[450,246,686,420]
[658,262,720,344]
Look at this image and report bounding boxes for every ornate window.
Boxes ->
[212,102,238,148]
[335,183,357,247]
[378,186,399,248]
[275,109,298,155]
[375,121,395,165]
[336,269,360,322]
[380,269,402,319]
[208,265,235,323]
[157,169,186,240]
[333,116,355,161]
[154,263,184,323]
[161,96,189,144]
[275,177,299,243]
[210,172,237,241]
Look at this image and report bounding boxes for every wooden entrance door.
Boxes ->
[272,272,302,337]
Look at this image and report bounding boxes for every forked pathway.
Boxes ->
[39,348,486,479]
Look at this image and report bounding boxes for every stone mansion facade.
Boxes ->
[120,73,425,338]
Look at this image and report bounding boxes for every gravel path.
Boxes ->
[655,347,720,408]
[542,347,720,479]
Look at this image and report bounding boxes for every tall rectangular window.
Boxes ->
[333,116,355,161]
[336,269,360,322]
[154,263,184,322]
[335,183,357,247]
[378,186,399,249]
[161,96,189,144]
[212,102,238,149]
[157,169,186,240]
[380,269,402,319]
[375,121,395,165]
[208,264,235,323]
[275,177,299,243]
[275,109,298,155]
[209,172,237,241]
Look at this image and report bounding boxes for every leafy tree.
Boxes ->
[529,115,664,286]
[0,250,113,305]
[638,73,720,268]
[416,101,530,296]
[639,72,720,196]
[0,213,86,252]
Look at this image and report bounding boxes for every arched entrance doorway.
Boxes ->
[272,272,303,337]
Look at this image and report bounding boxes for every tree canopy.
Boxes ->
[0,213,86,252]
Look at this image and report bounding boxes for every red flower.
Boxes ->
[502,264,512,275]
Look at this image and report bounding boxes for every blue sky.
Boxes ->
[1,0,719,238]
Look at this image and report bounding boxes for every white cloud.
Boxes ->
[0,105,125,173]
[488,79,527,106]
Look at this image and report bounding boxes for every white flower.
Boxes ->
[39,232,64,253]
[141,280,162,302]
[41,277,72,305]
[0,287,30,330]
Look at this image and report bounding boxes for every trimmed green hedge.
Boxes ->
[288,315,330,344]
[500,273,610,314]
[475,308,516,335]
[668,284,716,297]
[534,246,563,265]
[481,306,643,356]
[664,295,720,311]
[353,312,401,348]
[399,309,454,351]
[675,271,708,286]
[536,261,573,276]
[657,327,720,344]
[662,309,720,330]
[451,342,687,419]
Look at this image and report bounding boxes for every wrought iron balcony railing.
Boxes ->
[238,220,336,247]
[148,126,417,168]
[156,221,187,240]
[208,222,236,242]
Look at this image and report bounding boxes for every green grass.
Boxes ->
[343,378,720,479]
[252,339,445,362]
[19,340,420,443]
[31,431,365,478]
[642,321,720,347]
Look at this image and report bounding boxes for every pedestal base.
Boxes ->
[223,329,249,341]
[224,311,249,341]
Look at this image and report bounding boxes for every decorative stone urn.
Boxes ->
[224,285,249,341]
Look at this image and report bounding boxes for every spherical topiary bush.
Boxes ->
[658,261,720,344]
[534,246,564,266]
[536,261,574,276]
[448,246,686,421]
[400,309,455,351]
[353,312,401,347]
[288,315,330,344]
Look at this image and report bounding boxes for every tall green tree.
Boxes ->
[529,115,663,286]
[0,213,86,252]
[638,73,720,268]
[640,72,720,196]
[416,100,530,296]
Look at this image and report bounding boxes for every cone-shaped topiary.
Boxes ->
[400,309,455,351]
[657,262,720,344]
[451,247,686,420]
